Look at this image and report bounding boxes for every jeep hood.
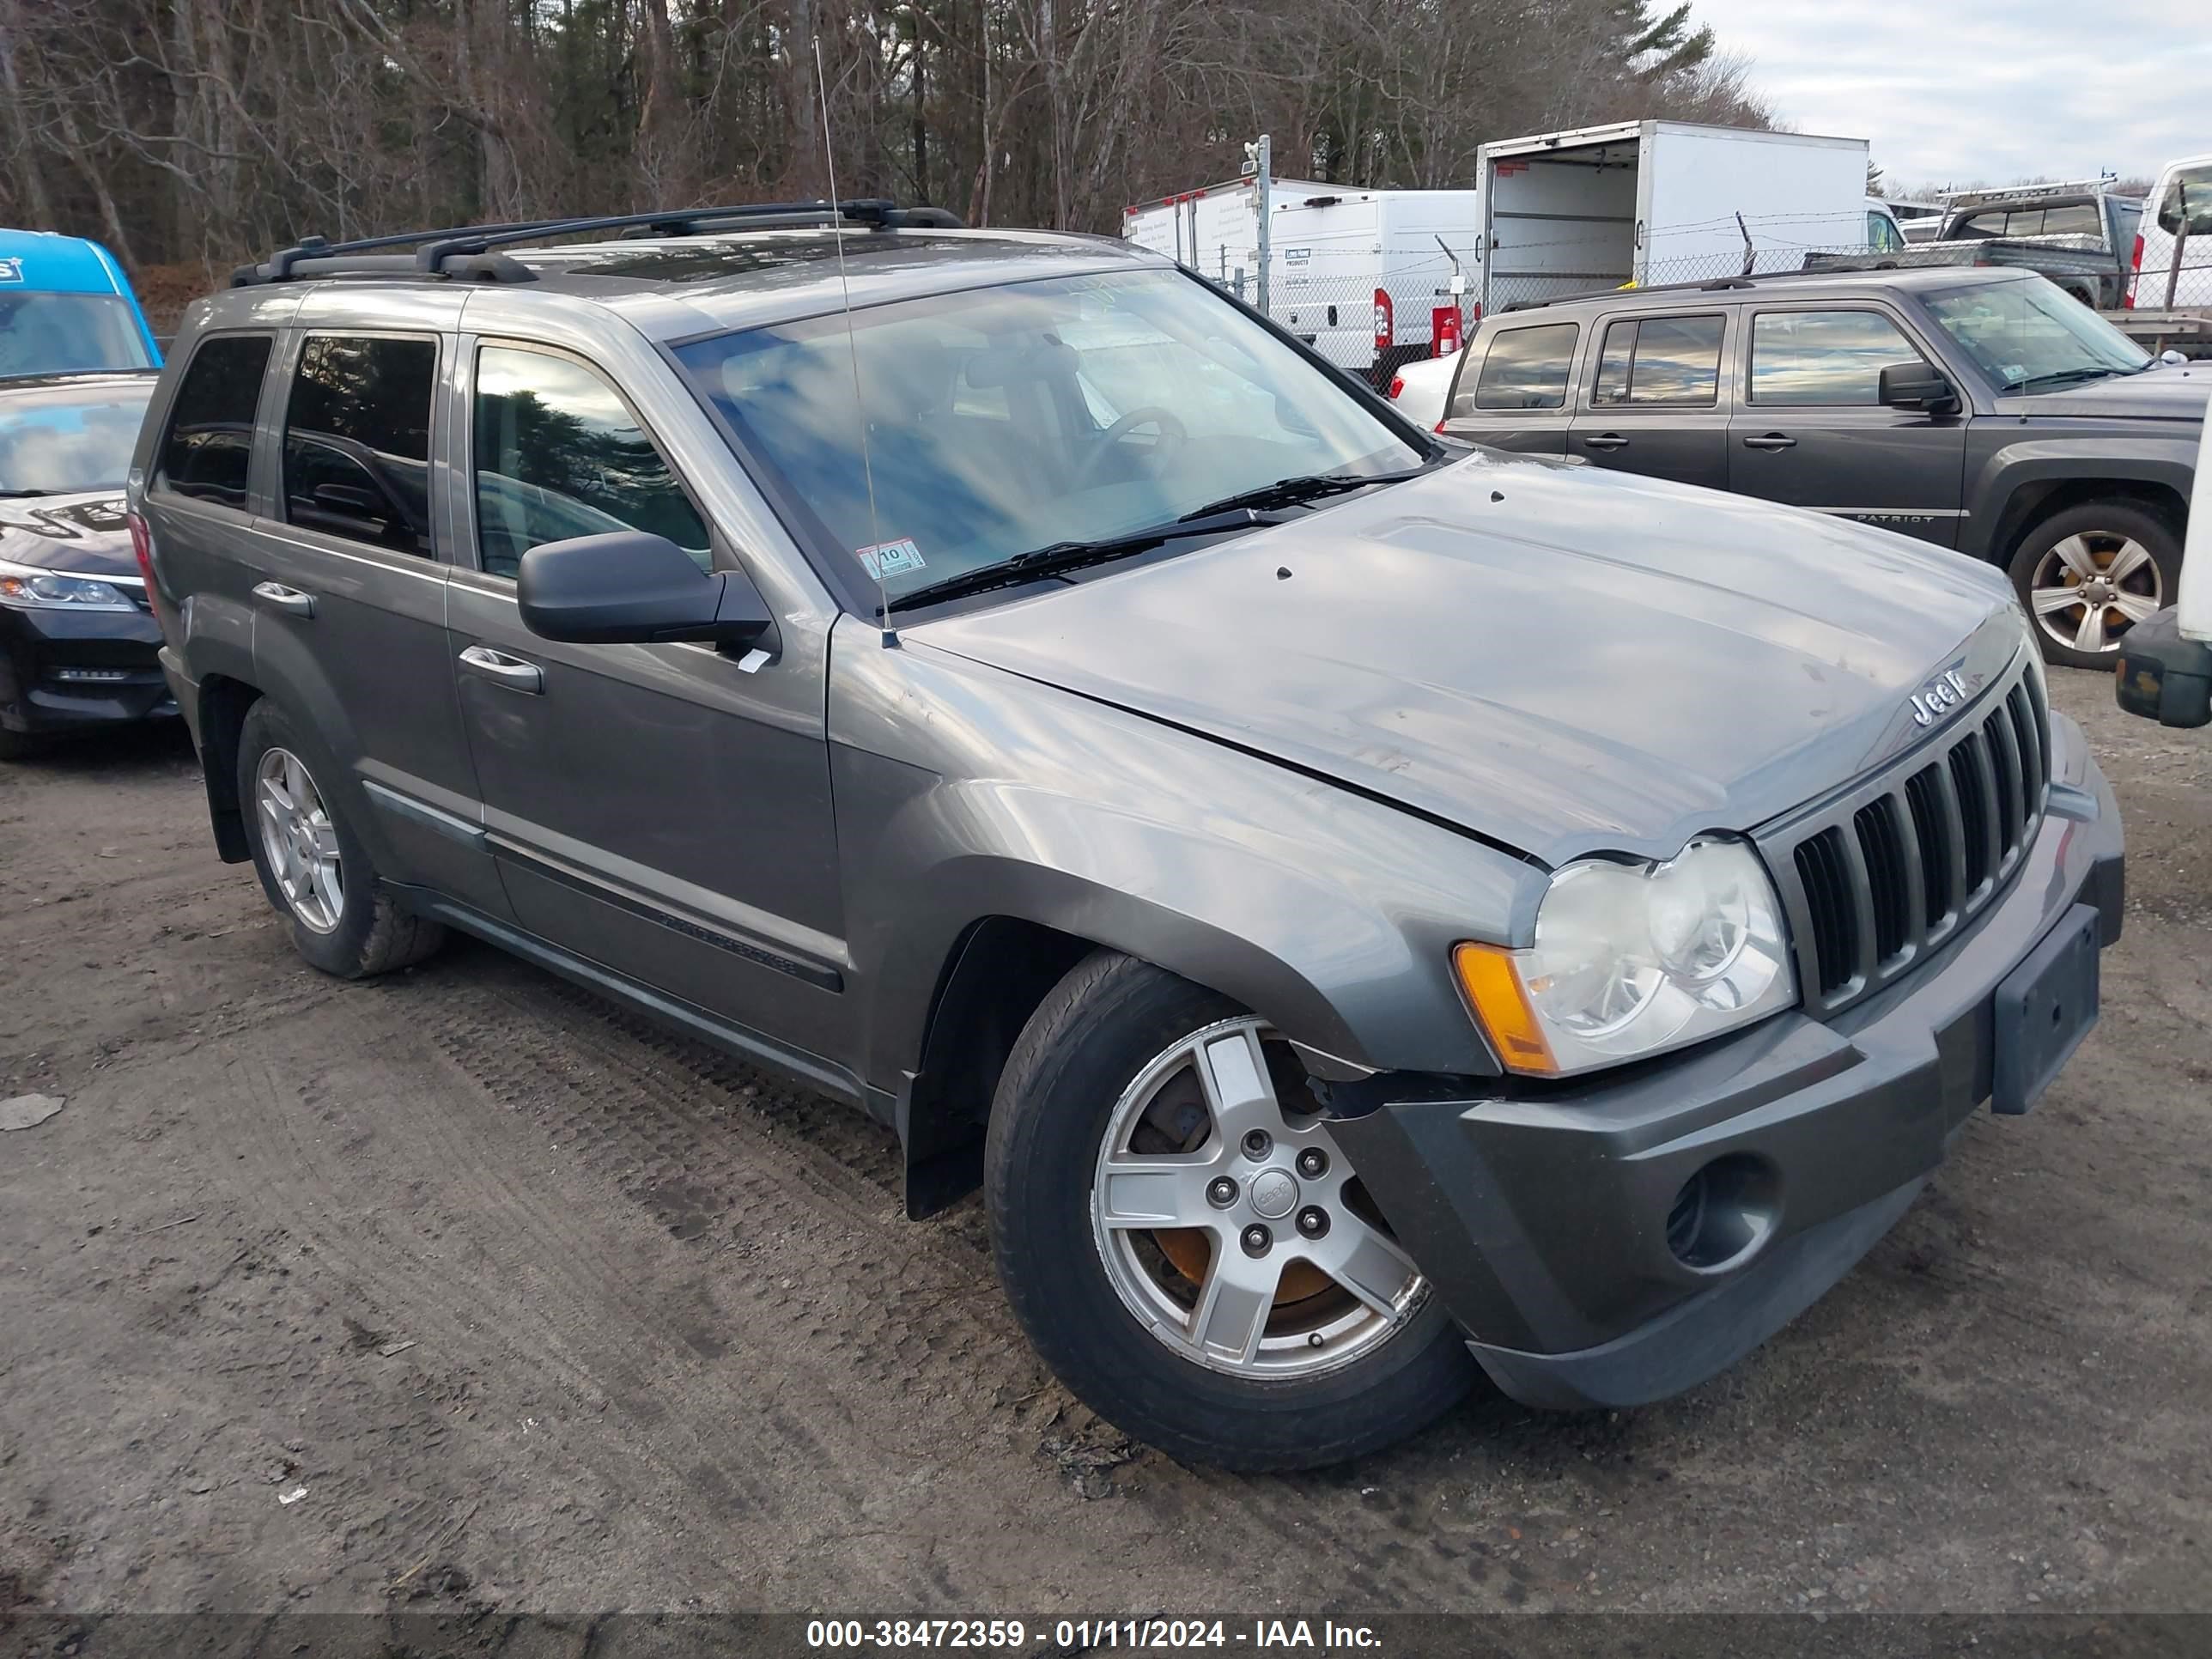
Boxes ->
[914,453,2026,866]
[1993,362,2212,420]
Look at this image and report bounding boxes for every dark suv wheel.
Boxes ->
[2008,501,2179,670]
[235,699,445,978]
[984,951,1479,1470]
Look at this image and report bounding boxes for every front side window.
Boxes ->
[1465,324,1579,412]
[672,267,1421,603]
[2157,166,2212,236]
[0,293,153,380]
[1923,277,2148,392]
[1868,211,1905,253]
[155,334,272,507]
[282,335,435,555]
[472,346,710,580]
[1591,315,1723,407]
[1748,310,1924,406]
[0,378,155,496]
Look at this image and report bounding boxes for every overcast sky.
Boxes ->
[1689,0,2209,191]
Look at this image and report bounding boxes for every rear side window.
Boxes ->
[1749,311,1923,406]
[155,334,272,507]
[471,345,709,580]
[1463,324,1578,413]
[281,335,435,556]
[1592,315,1723,407]
[2037,203,2100,236]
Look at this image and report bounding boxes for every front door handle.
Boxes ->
[1581,432,1630,451]
[458,644,544,695]
[251,580,315,617]
[1741,433,1798,451]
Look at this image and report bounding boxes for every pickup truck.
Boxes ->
[1805,187,2146,311]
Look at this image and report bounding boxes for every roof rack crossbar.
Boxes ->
[231,198,960,287]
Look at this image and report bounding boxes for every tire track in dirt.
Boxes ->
[402,951,1532,1609]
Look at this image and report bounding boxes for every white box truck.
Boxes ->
[1122,180,1484,385]
[1475,121,1872,314]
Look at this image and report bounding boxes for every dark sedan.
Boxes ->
[0,370,172,759]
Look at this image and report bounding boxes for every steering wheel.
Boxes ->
[1075,405,1188,489]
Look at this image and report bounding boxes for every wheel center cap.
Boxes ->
[1249,1168,1299,1218]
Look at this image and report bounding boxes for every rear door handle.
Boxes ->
[1741,433,1798,451]
[458,644,544,695]
[1581,432,1629,451]
[251,580,315,617]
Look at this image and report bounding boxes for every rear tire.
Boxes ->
[984,951,1479,1471]
[235,699,444,979]
[2007,501,2180,669]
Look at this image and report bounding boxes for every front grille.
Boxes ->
[1764,654,2048,1011]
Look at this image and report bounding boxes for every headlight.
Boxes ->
[1454,837,1797,1076]
[0,559,137,612]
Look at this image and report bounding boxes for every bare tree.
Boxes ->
[4,0,1778,286]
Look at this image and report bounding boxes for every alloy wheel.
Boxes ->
[1090,1017,1427,1378]
[253,746,344,934]
[2028,532,2163,655]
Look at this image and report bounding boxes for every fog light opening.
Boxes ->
[1667,1153,1780,1273]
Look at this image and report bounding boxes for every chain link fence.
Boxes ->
[1193,230,1901,389]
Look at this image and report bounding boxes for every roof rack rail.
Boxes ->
[229,198,964,288]
[1501,266,1852,312]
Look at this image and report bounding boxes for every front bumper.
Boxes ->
[1333,714,2124,1411]
[0,604,174,735]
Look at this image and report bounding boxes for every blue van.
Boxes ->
[0,230,162,380]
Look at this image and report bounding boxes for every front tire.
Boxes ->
[235,699,444,978]
[2008,501,2180,670]
[984,951,1478,1470]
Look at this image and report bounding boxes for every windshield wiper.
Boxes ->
[2006,366,2124,392]
[1178,464,1432,522]
[0,489,56,498]
[886,507,1286,613]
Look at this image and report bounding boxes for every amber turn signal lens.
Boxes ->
[1451,941,1558,1076]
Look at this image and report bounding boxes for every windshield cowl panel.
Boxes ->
[672,268,1425,605]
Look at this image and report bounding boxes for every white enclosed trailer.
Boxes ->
[1122,179,1484,383]
[1475,121,1871,314]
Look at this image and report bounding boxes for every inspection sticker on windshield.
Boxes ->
[856,538,927,580]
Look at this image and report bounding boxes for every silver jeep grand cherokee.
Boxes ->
[131,202,2124,1470]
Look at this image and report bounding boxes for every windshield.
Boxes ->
[672,267,1423,602]
[0,380,154,495]
[1923,278,2148,391]
[0,293,154,380]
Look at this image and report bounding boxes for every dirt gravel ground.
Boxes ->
[1,669,2208,1634]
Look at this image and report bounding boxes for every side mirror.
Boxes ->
[2114,608,2212,728]
[517,532,774,650]
[1878,362,1958,416]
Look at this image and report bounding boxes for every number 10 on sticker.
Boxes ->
[856,538,927,580]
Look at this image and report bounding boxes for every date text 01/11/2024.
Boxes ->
[803,1619,1383,1649]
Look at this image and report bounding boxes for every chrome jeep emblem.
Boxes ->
[1910,668,1972,728]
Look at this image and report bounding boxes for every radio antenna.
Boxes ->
[814,35,893,647]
